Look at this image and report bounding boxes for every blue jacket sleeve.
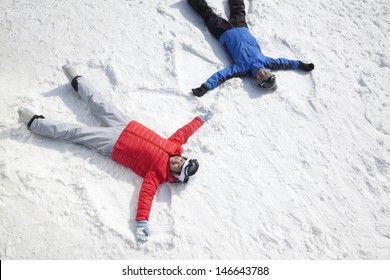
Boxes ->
[204,64,248,90]
[264,57,300,70]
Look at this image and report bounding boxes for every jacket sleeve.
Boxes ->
[136,171,161,221]
[204,64,248,90]
[168,116,204,146]
[264,57,300,70]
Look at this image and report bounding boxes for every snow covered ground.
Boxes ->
[0,0,389,259]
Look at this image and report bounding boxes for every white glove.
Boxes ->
[135,220,150,242]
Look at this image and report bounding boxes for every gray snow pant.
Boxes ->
[29,77,128,156]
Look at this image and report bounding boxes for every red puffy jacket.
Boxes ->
[112,116,203,221]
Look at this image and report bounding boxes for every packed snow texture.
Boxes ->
[1,0,389,259]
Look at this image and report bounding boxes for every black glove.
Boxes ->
[298,61,315,72]
[192,84,209,97]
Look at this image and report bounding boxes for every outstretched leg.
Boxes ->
[228,0,248,28]
[29,117,124,156]
[76,77,128,127]
[63,64,128,127]
[188,0,233,39]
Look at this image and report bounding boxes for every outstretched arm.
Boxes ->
[264,57,300,70]
[192,64,247,97]
[168,116,204,145]
[136,172,161,222]
[264,57,314,72]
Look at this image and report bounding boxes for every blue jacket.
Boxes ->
[204,27,300,90]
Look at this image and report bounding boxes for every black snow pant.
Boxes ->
[188,0,248,39]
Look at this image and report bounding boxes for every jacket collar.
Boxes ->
[165,163,177,183]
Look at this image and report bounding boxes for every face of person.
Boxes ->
[169,156,186,174]
[256,68,270,81]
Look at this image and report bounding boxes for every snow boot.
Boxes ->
[62,64,81,91]
[17,107,45,128]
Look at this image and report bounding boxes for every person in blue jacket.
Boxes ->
[188,0,315,96]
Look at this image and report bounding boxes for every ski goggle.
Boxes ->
[178,158,199,183]
[259,74,277,89]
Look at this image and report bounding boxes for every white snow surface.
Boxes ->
[1,0,390,259]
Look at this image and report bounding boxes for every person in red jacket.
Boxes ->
[18,64,212,242]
